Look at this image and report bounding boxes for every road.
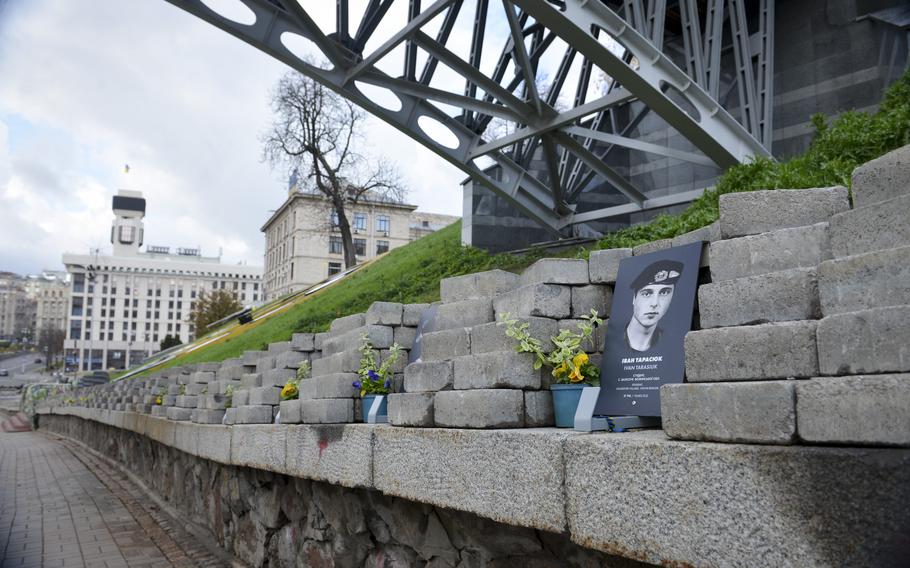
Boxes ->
[0,352,51,388]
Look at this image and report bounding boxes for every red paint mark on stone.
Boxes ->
[317,438,329,457]
[375,549,385,568]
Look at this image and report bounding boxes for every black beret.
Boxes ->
[630,260,684,291]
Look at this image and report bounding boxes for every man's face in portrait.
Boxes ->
[631,283,674,328]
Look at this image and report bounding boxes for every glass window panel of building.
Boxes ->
[376,215,390,232]
[353,213,367,230]
[354,238,366,256]
[329,236,343,254]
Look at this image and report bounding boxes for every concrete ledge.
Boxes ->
[284,424,373,488]
[231,425,288,472]
[196,424,233,464]
[373,426,577,533]
[564,431,910,568]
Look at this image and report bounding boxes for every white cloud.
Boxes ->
[0,0,466,275]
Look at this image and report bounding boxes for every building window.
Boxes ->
[377,215,390,232]
[329,236,343,254]
[330,211,340,227]
[376,240,389,255]
[328,262,342,277]
[353,213,367,230]
[354,238,366,256]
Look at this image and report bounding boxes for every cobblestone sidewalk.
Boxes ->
[0,430,231,568]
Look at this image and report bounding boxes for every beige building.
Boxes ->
[0,273,31,342]
[63,190,263,371]
[25,271,70,334]
[262,191,458,299]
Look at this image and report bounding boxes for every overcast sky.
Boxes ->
[0,0,471,275]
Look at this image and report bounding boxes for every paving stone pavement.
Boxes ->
[0,430,234,568]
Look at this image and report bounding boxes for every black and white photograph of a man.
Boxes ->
[625,260,683,353]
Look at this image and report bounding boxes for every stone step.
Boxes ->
[829,193,910,259]
[440,269,519,303]
[190,371,214,384]
[709,223,831,282]
[249,386,280,406]
[185,384,206,396]
[698,267,820,328]
[796,374,910,447]
[816,305,910,376]
[215,364,243,381]
[298,398,354,424]
[588,248,632,284]
[434,389,524,428]
[166,407,192,421]
[278,399,302,423]
[520,258,589,286]
[209,380,241,395]
[198,394,230,410]
[571,285,612,318]
[240,373,260,388]
[661,381,796,444]
[290,332,315,352]
[684,321,819,381]
[275,350,311,370]
[403,303,430,326]
[404,361,453,392]
[311,349,366,376]
[175,395,198,408]
[394,326,417,349]
[453,351,541,390]
[268,341,292,355]
[388,393,435,427]
[150,406,167,418]
[330,313,366,334]
[418,328,470,362]
[366,301,403,325]
[851,142,910,207]
[196,362,220,372]
[321,324,394,357]
[191,409,225,424]
[718,186,849,238]
[470,317,558,355]
[232,405,274,424]
[242,350,262,366]
[261,367,295,388]
[493,283,572,320]
[434,298,494,331]
[232,390,249,406]
[524,391,554,427]
[299,373,359,399]
[314,332,329,351]
[818,245,910,317]
[255,355,276,373]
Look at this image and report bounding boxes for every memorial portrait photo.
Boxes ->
[596,242,703,417]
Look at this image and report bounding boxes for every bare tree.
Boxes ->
[262,70,407,268]
[37,325,65,371]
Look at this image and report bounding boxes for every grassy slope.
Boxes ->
[155,71,910,369]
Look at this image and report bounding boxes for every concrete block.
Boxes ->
[470,317,558,355]
[261,367,296,387]
[322,324,393,356]
[192,409,226,424]
[276,350,309,370]
[374,427,580,532]
[299,399,354,424]
[818,245,910,316]
[268,341,292,355]
[173,422,197,455]
[434,389,524,428]
[661,381,797,444]
[698,268,820,328]
[215,364,243,382]
[709,223,831,282]
[232,389,249,406]
[816,306,910,375]
[632,238,672,256]
[434,298,494,330]
[196,362,220,372]
[223,407,237,425]
[291,332,315,351]
[150,406,168,418]
[231,424,287,472]
[191,371,214,384]
[403,303,430,326]
[440,269,519,302]
[520,259,589,286]
[588,248,632,284]
[278,400,302,423]
[166,384,182,395]
[330,313,365,333]
[453,351,541,390]
[420,327,470,361]
[366,301,403,326]
[312,349,364,376]
[851,143,910,207]
[393,326,417,349]
[388,393,435,427]
[829,193,910,258]
[285,424,373,488]
[564,430,910,568]
[195,424,232,464]
[796,374,910,446]
[524,390,554,427]
[671,222,720,246]
[718,186,849,238]
[240,373,261,388]
[299,373,359,399]
[166,407,192,421]
[255,356,276,372]
[175,395,198,408]
[314,332,330,350]
[685,321,819,381]
[379,349,407,374]
[249,386,280,406]
[185,384,205,396]
[571,285,613,318]
[233,405,274,424]
[404,361,453,392]
[493,283,572,320]
[242,350,262,365]
[200,394,230,410]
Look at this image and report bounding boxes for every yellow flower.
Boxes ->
[573,352,588,367]
[155,396,162,405]
[553,362,567,378]
[569,352,589,383]
[281,383,298,400]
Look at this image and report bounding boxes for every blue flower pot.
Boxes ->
[362,394,387,422]
[551,384,586,428]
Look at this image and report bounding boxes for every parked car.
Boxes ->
[34,358,42,364]
[0,369,8,376]
[76,370,109,387]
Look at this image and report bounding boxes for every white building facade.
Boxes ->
[63,190,262,371]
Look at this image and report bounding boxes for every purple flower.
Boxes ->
[352,381,361,389]
[368,370,379,381]
[384,379,391,389]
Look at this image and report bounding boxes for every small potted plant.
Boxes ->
[281,361,310,402]
[502,309,602,427]
[353,335,403,422]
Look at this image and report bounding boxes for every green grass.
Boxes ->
[153,70,910,369]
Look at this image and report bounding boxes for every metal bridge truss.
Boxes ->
[164,0,774,236]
